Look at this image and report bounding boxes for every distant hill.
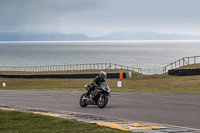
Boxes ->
[91,31,200,40]
[0,30,88,41]
[1,30,200,41]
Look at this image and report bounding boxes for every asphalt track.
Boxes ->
[0,90,199,129]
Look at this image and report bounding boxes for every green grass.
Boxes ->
[178,63,200,69]
[0,68,200,94]
[0,74,200,94]
[0,109,127,133]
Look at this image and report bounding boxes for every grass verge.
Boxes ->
[0,68,200,94]
[0,74,200,94]
[0,109,127,133]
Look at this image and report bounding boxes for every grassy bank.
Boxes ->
[178,63,200,69]
[0,109,126,133]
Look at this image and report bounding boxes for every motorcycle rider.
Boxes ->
[86,71,107,96]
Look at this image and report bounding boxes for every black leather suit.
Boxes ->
[87,76,105,94]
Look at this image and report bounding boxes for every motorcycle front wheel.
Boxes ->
[79,93,88,107]
[97,94,108,108]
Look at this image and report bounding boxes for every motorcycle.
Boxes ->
[79,81,110,108]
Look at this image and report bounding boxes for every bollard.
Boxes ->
[117,81,122,87]
[2,83,6,87]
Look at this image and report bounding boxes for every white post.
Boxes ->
[117,81,122,87]
[2,83,6,87]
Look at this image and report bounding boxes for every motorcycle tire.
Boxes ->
[79,93,88,107]
[97,95,108,108]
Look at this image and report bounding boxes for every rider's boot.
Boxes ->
[85,88,91,97]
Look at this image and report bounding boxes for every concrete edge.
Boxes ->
[0,105,199,133]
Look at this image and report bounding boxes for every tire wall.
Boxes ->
[0,72,131,79]
[168,69,200,76]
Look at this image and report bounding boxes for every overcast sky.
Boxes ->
[0,0,200,36]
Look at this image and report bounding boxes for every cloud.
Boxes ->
[1,0,200,35]
[0,0,111,30]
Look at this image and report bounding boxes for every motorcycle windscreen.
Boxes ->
[101,82,108,88]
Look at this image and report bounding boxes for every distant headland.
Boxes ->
[1,30,200,41]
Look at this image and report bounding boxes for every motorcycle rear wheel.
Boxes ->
[97,95,108,108]
[79,93,88,107]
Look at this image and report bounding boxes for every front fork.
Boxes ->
[100,92,110,100]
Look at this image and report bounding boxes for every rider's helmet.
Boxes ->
[99,71,107,80]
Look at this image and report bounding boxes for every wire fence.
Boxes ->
[1,56,199,75]
[0,63,142,73]
[163,56,200,73]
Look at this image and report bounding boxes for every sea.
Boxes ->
[0,40,200,74]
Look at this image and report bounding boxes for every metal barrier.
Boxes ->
[163,56,200,73]
[0,63,142,73]
[2,56,199,75]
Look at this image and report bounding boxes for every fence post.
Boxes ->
[175,61,177,68]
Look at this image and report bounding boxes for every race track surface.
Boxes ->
[0,90,199,129]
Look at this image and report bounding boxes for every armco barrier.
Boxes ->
[168,69,200,76]
[0,72,131,79]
